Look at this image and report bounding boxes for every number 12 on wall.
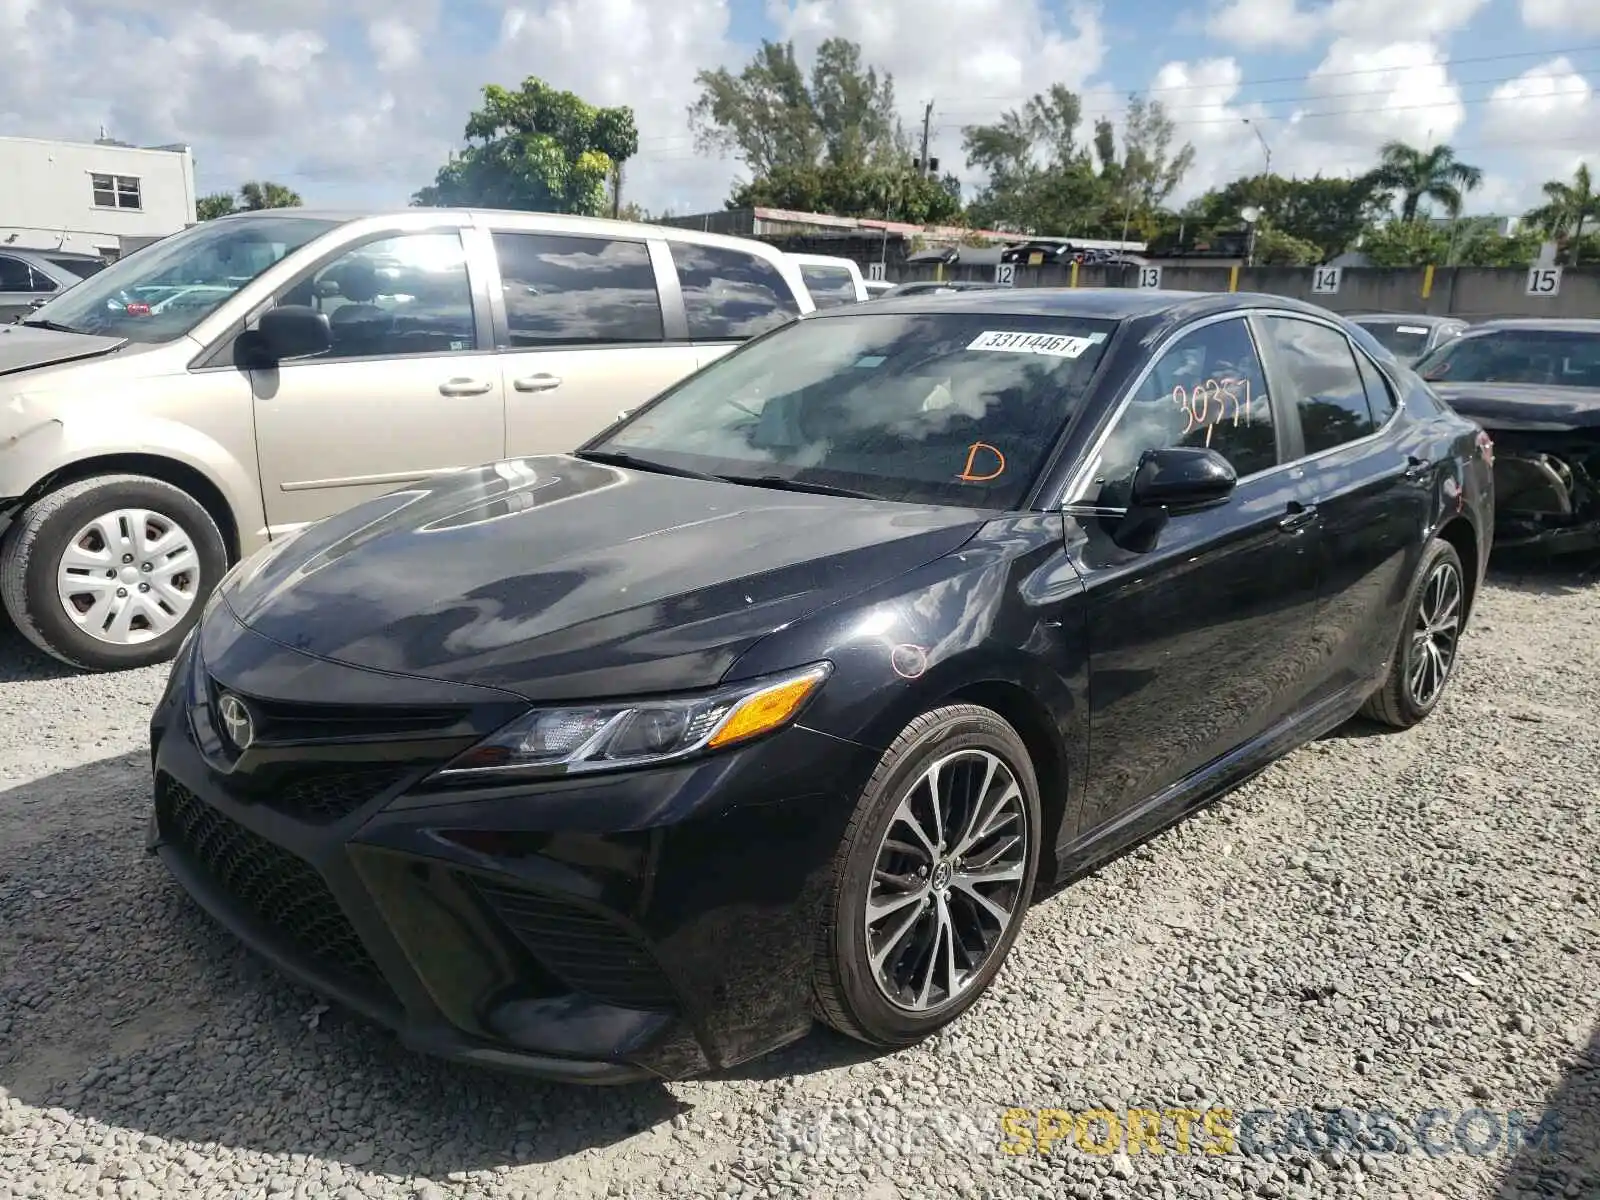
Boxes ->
[1526,266,1562,297]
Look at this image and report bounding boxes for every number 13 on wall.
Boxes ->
[1526,266,1562,296]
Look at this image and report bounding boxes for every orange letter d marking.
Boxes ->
[959,442,1006,482]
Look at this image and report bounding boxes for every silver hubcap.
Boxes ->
[56,509,201,645]
[1409,561,1462,707]
[865,749,1029,1012]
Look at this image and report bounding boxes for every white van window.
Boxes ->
[799,264,859,309]
[492,232,663,345]
[668,243,799,340]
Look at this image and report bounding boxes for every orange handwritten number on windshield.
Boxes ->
[959,442,1006,482]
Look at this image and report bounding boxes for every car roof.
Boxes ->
[852,287,1335,323]
[788,253,858,269]
[1466,317,1600,333]
[1348,312,1456,324]
[206,206,794,258]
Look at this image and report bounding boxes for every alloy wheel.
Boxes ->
[864,749,1030,1011]
[56,509,202,645]
[1409,560,1462,708]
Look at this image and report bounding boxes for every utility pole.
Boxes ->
[919,100,934,175]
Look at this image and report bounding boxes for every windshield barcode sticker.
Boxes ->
[1397,326,1428,334]
[967,330,1105,358]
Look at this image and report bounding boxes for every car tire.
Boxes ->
[1359,537,1467,729]
[0,474,228,672]
[813,704,1043,1047]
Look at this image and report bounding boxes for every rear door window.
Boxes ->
[492,232,663,346]
[1258,317,1379,455]
[799,264,859,309]
[0,256,33,292]
[668,243,799,339]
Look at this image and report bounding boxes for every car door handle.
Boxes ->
[1278,502,1319,532]
[513,374,563,393]
[439,377,493,397]
[1404,454,1434,480]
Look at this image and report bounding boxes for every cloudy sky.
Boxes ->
[2,0,1596,219]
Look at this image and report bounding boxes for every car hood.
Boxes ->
[1430,382,1600,432]
[0,323,127,377]
[221,455,989,702]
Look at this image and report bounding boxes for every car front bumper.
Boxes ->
[146,607,877,1082]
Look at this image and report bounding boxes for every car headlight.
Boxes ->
[434,662,832,782]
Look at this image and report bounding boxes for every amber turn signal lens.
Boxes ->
[706,666,829,749]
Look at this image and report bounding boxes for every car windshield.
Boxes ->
[1358,320,1432,360]
[594,310,1117,508]
[1415,328,1600,387]
[23,215,342,344]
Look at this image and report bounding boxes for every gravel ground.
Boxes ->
[2,564,1597,1200]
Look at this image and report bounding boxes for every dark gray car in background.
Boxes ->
[0,249,108,323]
[1349,313,1469,365]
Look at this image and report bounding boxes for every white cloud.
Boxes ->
[764,0,1108,194]
[367,18,421,72]
[1521,0,1600,33]
[1144,59,1275,202]
[1480,58,1598,203]
[1206,0,1488,48]
[1281,39,1465,173]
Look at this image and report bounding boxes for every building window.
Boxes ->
[91,174,142,211]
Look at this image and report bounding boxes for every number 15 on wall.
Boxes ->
[1526,266,1562,297]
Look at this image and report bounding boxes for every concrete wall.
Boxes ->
[0,136,196,258]
[886,260,1600,320]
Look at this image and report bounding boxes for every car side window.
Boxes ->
[0,256,33,292]
[283,232,477,362]
[1354,350,1397,425]
[491,232,663,346]
[1078,317,1277,508]
[1258,316,1378,455]
[669,243,799,339]
[800,265,858,309]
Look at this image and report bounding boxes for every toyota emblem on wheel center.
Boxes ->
[217,694,255,750]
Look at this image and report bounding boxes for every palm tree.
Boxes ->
[1372,141,1484,221]
[237,181,304,211]
[1526,163,1599,265]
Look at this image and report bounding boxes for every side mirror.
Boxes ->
[242,304,331,365]
[1129,446,1237,512]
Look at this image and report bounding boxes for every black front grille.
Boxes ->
[470,879,678,1011]
[263,765,414,823]
[158,775,388,990]
[207,679,473,743]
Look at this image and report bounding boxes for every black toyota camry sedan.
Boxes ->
[148,289,1493,1084]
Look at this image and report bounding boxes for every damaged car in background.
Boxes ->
[1416,318,1600,556]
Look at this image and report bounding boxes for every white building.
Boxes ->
[0,134,197,261]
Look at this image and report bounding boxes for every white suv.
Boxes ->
[0,208,813,669]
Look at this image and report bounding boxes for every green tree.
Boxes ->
[1111,96,1196,214]
[1450,218,1543,267]
[413,78,638,215]
[1525,162,1600,265]
[1252,226,1324,266]
[1371,141,1483,221]
[195,193,237,221]
[689,37,901,177]
[237,181,303,210]
[730,161,962,224]
[1359,219,1452,266]
[961,85,1112,236]
[1183,173,1392,259]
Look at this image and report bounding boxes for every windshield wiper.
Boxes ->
[718,474,878,500]
[18,318,82,335]
[574,449,727,482]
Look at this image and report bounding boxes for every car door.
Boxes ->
[665,241,804,370]
[1253,314,1431,700]
[1063,314,1326,832]
[480,228,698,454]
[250,227,505,533]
